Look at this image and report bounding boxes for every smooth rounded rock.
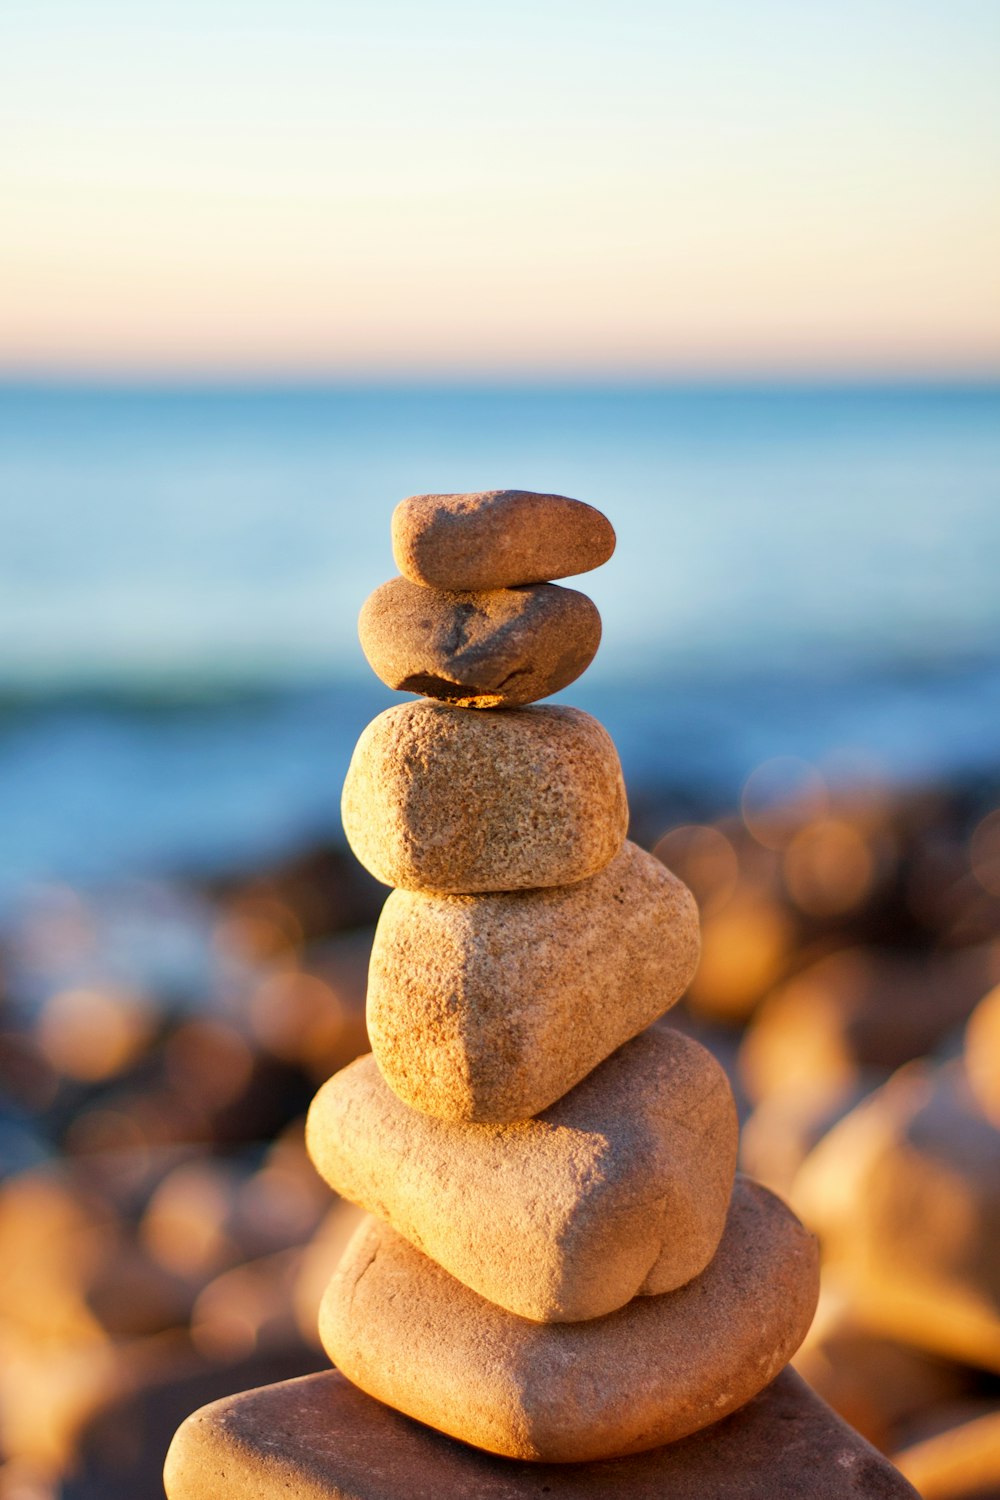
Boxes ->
[392,489,616,591]
[341,701,627,894]
[895,1407,1000,1500]
[358,576,601,708]
[306,1028,737,1322]
[368,839,700,1121]
[966,983,1000,1127]
[319,1178,820,1464]
[793,1059,1000,1373]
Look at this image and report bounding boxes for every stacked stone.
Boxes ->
[305,488,821,1463]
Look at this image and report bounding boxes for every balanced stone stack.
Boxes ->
[164,490,920,1498]
[304,487,819,1462]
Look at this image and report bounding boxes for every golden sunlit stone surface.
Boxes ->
[894,1406,1000,1500]
[342,700,627,894]
[163,1367,919,1500]
[367,840,700,1122]
[793,1056,1000,1374]
[792,1288,973,1452]
[305,1028,737,1322]
[358,576,601,708]
[391,489,616,591]
[319,1179,820,1464]
[965,982,1000,1126]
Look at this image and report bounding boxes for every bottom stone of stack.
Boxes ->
[163,1366,920,1499]
[320,1178,820,1463]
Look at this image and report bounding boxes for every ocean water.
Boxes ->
[2,381,999,899]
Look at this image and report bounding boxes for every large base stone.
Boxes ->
[163,1366,919,1498]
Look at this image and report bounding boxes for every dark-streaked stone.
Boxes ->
[358,576,601,708]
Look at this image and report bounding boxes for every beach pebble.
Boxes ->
[793,1059,1000,1374]
[306,1028,736,1323]
[739,947,995,1107]
[392,489,615,590]
[358,577,601,708]
[368,840,700,1121]
[163,1365,919,1499]
[319,1177,819,1463]
[341,701,627,894]
[894,1406,1000,1500]
[792,1290,974,1452]
[965,983,1000,1127]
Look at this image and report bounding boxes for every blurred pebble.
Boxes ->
[793,1056,1000,1373]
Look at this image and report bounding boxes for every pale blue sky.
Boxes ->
[2,0,998,374]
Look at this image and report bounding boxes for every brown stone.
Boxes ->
[793,1290,974,1451]
[894,1407,1000,1500]
[391,489,615,591]
[318,1178,820,1463]
[793,1059,1000,1373]
[740,947,996,1107]
[163,1366,919,1499]
[740,1080,870,1198]
[966,983,1000,1127]
[367,840,700,1122]
[358,576,601,709]
[306,1028,736,1322]
[341,701,627,894]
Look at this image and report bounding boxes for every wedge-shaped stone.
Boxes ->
[319,1178,820,1463]
[358,576,601,708]
[163,1367,920,1499]
[306,1028,736,1322]
[392,489,615,590]
[368,839,700,1121]
[342,701,627,894]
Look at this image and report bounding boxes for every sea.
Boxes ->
[2,381,999,907]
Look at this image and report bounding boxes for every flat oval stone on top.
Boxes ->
[392,490,616,590]
[341,701,627,894]
[359,577,601,708]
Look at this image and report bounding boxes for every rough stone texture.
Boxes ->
[306,1028,737,1322]
[793,1058,1000,1374]
[318,1178,820,1463]
[358,576,601,709]
[367,840,700,1122]
[163,1366,919,1499]
[391,489,616,591]
[342,701,627,894]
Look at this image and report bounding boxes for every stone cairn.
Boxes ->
[165,490,921,1497]
[310,485,820,1461]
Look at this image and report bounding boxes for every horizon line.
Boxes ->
[3,366,1000,393]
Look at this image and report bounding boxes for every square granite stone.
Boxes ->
[163,1366,919,1498]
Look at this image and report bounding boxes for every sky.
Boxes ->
[2,0,999,378]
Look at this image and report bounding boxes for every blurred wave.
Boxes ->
[2,381,998,893]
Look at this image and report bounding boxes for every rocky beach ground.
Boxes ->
[1,756,999,1497]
